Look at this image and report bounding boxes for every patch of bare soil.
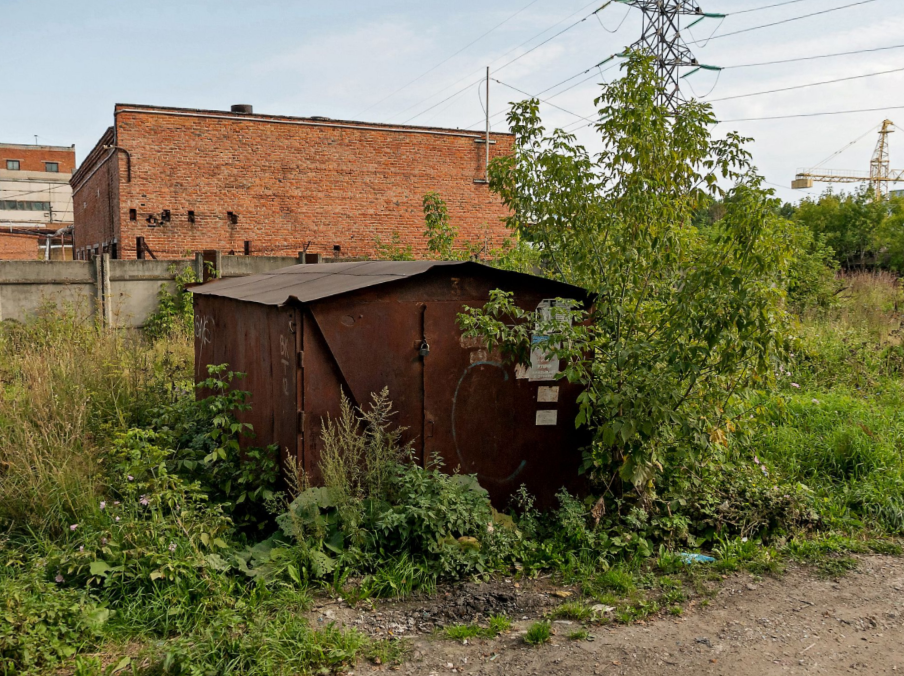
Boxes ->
[314,556,904,675]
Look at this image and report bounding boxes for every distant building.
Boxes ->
[891,189,904,199]
[71,104,513,261]
[0,143,75,259]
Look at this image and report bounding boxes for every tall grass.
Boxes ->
[752,271,904,533]
[0,310,192,535]
[795,271,904,389]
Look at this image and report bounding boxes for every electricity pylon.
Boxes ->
[613,0,724,112]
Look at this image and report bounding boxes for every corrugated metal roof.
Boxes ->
[190,260,588,306]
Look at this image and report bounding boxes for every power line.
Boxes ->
[724,43,904,69]
[709,65,904,102]
[357,0,544,117]
[386,0,601,123]
[721,104,904,123]
[400,76,486,124]
[492,79,599,123]
[466,59,620,129]
[732,0,815,14]
[493,5,601,75]
[686,0,877,44]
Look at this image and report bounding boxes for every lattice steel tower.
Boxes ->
[615,1,722,111]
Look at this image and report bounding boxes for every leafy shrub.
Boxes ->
[462,53,793,497]
[48,428,232,608]
[142,365,281,530]
[0,566,109,674]
[144,265,200,341]
[275,391,517,589]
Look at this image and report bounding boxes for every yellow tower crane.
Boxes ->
[792,120,904,200]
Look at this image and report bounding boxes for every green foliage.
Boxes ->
[549,601,593,622]
[461,53,792,494]
[785,224,842,311]
[524,621,551,645]
[747,387,904,533]
[0,309,192,536]
[442,615,510,641]
[0,565,108,675]
[146,607,375,675]
[144,265,200,341]
[423,191,459,259]
[790,188,904,272]
[48,428,232,604]
[568,628,590,641]
[374,232,415,261]
[276,392,515,588]
[143,364,281,530]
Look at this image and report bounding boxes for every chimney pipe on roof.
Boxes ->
[231,104,253,114]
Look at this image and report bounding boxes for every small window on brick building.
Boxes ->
[227,211,238,225]
[44,162,59,173]
[161,209,171,223]
[6,160,20,170]
[187,210,196,224]
[129,208,137,221]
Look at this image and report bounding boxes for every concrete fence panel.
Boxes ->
[0,254,302,327]
[0,260,97,322]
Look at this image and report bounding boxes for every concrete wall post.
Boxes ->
[101,254,113,327]
[193,252,204,281]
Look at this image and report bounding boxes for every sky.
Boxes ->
[2,0,901,203]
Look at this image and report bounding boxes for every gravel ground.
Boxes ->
[310,555,904,675]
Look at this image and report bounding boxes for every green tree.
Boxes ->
[458,54,794,496]
[423,191,459,259]
[793,187,887,269]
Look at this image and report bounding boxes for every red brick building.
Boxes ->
[1,142,75,259]
[71,104,513,261]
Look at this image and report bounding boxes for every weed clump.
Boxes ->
[276,390,517,591]
[524,621,551,645]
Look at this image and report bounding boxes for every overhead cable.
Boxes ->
[388,0,601,122]
[731,0,816,14]
[721,105,904,122]
[491,79,599,123]
[400,76,486,124]
[358,0,544,117]
[709,65,904,102]
[724,43,904,69]
[685,0,877,45]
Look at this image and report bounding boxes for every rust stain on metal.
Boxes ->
[192,261,591,508]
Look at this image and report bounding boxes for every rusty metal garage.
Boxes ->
[191,260,590,508]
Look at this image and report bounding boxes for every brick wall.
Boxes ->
[73,106,513,260]
[72,132,121,257]
[0,145,76,173]
[0,232,39,260]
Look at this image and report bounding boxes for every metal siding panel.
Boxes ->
[308,297,426,462]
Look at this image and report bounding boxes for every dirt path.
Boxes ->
[318,556,904,675]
